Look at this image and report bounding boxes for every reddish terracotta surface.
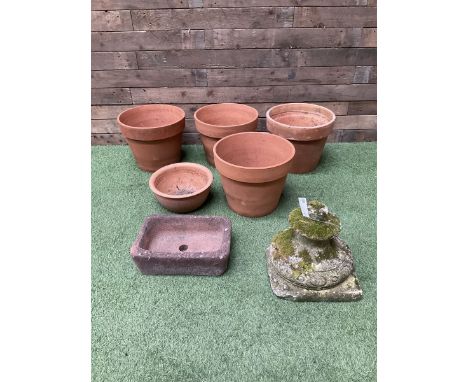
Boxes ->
[266,103,335,173]
[149,162,213,213]
[213,132,295,217]
[194,103,258,165]
[131,215,231,276]
[117,104,185,172]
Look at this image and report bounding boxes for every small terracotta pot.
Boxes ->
[149,162,213,213]
[117,104,185,172]
[194,103,258,165]
[266,103,336,173]
[213,132,295,217]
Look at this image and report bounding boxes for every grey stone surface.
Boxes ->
[265,200,362,302]
[266,245,362,302]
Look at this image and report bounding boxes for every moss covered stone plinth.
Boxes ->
[266,200,362,301]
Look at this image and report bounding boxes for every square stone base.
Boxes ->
[266,260,363,302]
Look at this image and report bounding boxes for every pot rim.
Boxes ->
[117,104,185,131]
[213,132,295,171]
[266,102,336,131]
[194,103,258,130]
[149,162,213,200]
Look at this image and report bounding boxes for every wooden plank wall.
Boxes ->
[91,0,377,145]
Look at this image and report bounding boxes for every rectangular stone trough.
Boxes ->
[131,215,231,276]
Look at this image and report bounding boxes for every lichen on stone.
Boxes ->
[288,200,341,240]
[296,249,314,273]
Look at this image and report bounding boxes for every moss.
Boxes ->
[298,249,310,259]
[289,207,341,240]
[315,241,338,261]
[272,228,294,259]
[290,249,315,278]
[309,200,326,210]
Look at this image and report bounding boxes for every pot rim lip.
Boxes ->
[194,103,259,129]
[117,104,185,131]
[213,131,296,171]
[148,162,213,200]
[266,103,336,131]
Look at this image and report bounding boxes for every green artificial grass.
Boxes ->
[92,143,377,382]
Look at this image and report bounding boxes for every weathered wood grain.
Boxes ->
[131,85,376,103]
[361,28,377,47]
[92,88,132,105]
[339,128,376,141]
[91,10,133,32]
[91,69,207,88]
[137,49,297,68]
[91,0,370,9]
[92,133,126,145]
[297,47,376,67]
[353,66,377,83]
[92,52,138,70]
[347,100,377,115]
[205,28,367,49]
[207,67,355,86]
[92,115,376,135]
[333,115,376,129]
[294,7,376,28]
[132,7,294,30]
[203,1,369,6]
[92,30,205,51]
[91,128,376,146]
[92,105,132,120]
[136,48,376,69]
[91,0,191,10]
[91,132,201,145]
[92,119,118,133]
[91,102,349,121]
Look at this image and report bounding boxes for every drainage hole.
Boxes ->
[179,244,188,252]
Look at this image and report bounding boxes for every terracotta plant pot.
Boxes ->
[117,104,185,172]
[213,132,295,217]
[266,103,336,173]
[194,103,258,166]
[149,162,213,213]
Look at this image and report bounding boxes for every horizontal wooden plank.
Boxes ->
[333,115,376,129]
[205,28,375,49]
[294,7,376,28]
[130,85,376,104]
[92,115,376,134]
[206,66,355,86]
[91,10,133,32]
[131,7,294,30]
[91,0,191,10]
[92,133,126,145]
[297,47,376,66]
[92,52,138,70]
[137,48,297,68]
[91,69,207,88]
[92,88,132,105]
[136,48,377,69]
[91,132,201,145]
[91,128,375,145]
[347,100,377,115]
[92,30,205,51]
[203,1,369,6]
[361,28,377,47]
[91,101,349,121]
[353,66,377,83]
[338,128,376,141]
[91,0,370,10]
